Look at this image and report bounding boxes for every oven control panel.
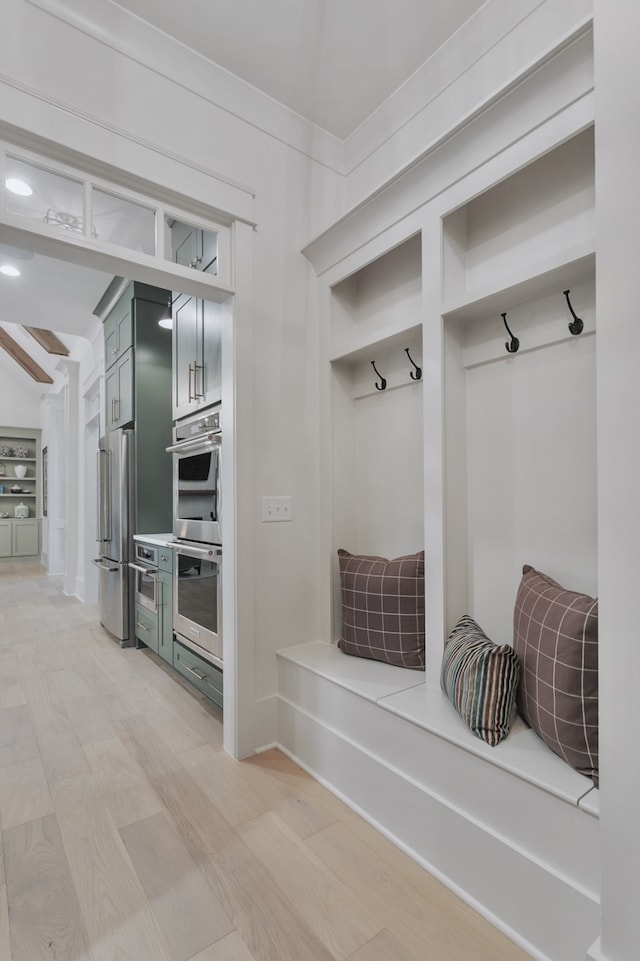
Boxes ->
[135,543,158,566]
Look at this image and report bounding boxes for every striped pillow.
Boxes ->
[441,615,520,746]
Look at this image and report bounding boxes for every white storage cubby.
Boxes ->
[440,127,597,647]
[329,234,424,640]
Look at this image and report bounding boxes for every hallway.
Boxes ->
[0,563,529,961]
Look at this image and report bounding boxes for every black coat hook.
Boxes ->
[371,360,387,391]
[502,312,519,353]
[405,347,422,381]
[563,289,584,335]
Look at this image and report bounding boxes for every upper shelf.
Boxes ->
[442,128,595,313]
[330,233,422,363]
[441,243,595,324]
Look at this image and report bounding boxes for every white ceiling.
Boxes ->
[110,0,487,139]
[0,0,488,391]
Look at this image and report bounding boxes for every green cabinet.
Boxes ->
[103,293,133,371]
[171,219,218,274]
[105,348,134,430]
[158,568,173,664]
[172,293,222,420]
[12,519,40,556]
[134,603,159,653]
[174,640,223,708]
[0,521,11,557]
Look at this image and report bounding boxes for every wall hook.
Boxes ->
[502,312,519,353]
[405,347,422,381]
[563,289,584,335]
[371,360,387,391]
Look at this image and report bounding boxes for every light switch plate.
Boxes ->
[262,495,292,522]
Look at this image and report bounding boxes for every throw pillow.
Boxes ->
[337,549,425,669]
[513,564,599,785]
[440,614,520,746]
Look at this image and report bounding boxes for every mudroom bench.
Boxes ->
[276,640,600,961]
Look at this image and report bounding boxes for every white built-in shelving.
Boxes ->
[440,126,597,647]
[329,233,424,636]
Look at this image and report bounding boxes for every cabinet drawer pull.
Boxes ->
[136,621,150,632]
[184,664,206,681]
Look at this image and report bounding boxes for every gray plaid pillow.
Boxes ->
[513,565,598,785]
[337,549,425,669]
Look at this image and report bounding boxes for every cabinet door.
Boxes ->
[0,521,11,557]
[134,603,159,653]
[200,299,222,408]
[104,289,132,371]
[172,221,200,270]
[12,519,39,556]
[104,312,119,371]
[105,365,119,430]
[115,350,134,427]
[172,294,200,420]
[158,569,173,664]
[106,350,134,430]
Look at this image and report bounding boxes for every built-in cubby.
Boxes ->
[295,46,599,961]
[440,127,597,647]
[329,234,424,639]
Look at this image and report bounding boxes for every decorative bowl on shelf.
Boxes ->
[10,485,21,493]
[13,464,27,479]
[0,512,8,518]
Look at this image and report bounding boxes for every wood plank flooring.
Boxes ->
[0,561,533,961]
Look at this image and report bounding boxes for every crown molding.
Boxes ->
[24,0,345,174]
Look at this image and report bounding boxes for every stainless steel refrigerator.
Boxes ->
[93,428,135,644]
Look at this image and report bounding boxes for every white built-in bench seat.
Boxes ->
[276,640,600,961]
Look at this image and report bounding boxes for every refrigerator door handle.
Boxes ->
[92,558,119,572]
[97,448,111,543]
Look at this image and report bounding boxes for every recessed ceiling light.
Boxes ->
[5,177,32,197]
[0,264,21,277]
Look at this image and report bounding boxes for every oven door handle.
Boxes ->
[174,544,222,560]
[165,434,221,455]
[128,563,158,576]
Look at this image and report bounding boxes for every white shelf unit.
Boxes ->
[0,430,41,519]
[329,233,425,641]
[440,126,597,651]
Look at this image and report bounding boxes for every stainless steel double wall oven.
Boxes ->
[167,406,222,665]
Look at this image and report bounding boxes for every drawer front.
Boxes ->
[174,642,223,708]
[134,603,159,653]
[158,548,173,573]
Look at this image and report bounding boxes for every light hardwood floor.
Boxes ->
[0,562,533,961]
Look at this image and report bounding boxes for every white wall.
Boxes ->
[0,362,43,429]
[593,3,640,960]
[0,0,344,747]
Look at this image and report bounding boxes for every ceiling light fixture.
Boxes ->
[0,264,20,277]
[5,177,32,196]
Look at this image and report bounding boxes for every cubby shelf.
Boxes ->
[329,320,422,365]
[440,245,595,324]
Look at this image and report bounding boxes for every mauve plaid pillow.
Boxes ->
[513,565,599,785]
[337,549,425,669]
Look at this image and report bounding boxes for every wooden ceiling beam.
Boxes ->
[0,328,54,384]
[23,326,70,356]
